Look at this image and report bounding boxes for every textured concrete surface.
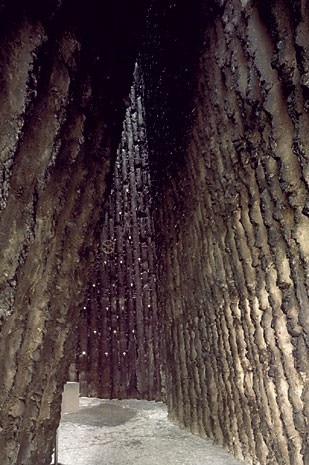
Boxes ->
[56,398,248,465]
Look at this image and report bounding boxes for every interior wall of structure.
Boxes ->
[146,2,308,465]
[75,65,162,401]
[0,1,308,465]
[0,2,148,464]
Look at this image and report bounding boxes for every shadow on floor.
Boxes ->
[57,398,248,465]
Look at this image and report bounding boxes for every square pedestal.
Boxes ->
[61,382,79,415]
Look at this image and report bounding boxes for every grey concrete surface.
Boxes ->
[56,398,248,465]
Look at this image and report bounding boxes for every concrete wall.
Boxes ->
[0,1,308,465]
[76,65,161,400]
[0,1,147,464]
[147,1,308,464]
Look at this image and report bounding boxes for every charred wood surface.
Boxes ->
[0,1,147,464]
[143,1,309,465]
[0,1,308,465]
[76,65,161,401]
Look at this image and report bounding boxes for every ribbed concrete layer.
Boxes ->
[57,398,248,465]
[145,2,309,464]
[76,65,161,401]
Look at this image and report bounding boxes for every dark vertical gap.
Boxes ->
[75,63,161,400]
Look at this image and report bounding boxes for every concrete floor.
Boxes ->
[55,398,248,465]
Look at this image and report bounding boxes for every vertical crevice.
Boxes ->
[75,63,161,401]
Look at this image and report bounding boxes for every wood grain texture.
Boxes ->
[147,2,309,464]
[0,1,147,463]
[75,65,161,400]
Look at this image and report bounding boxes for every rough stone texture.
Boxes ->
[0,1,147,464]
[75,65,161,400]
[144,1,309,465]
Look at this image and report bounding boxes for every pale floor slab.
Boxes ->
[56,398,248,465]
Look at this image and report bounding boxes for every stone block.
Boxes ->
[61,382,79,415]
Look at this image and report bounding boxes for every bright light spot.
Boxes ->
[105,352,109,356]
[82,351,86,355]
[92,284,96,287]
